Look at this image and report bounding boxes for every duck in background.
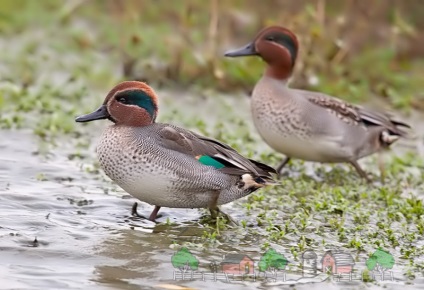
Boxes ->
[225,26,410,182]
[75,81,276,222]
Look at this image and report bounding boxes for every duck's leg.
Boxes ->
[208,191,237,225]
[208,191,220,219]
[378,152,386,184]
[131,202,162,221]
[209,207,238,226]
[131,202,146,218]
[148,206,161,221]
[349,161,372,183]
[276,157,291,175]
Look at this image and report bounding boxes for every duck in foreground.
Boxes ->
[75,81,276,221]
[225,26,410,181]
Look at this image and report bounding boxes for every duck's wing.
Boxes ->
[155,124,276,178]
[298,90,410,136]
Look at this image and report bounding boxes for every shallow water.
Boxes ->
[1,108,423,290]
[0,129,204,290]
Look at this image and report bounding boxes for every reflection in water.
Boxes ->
[94,229,170,289]
[91,224,264,290]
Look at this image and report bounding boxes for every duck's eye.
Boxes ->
[117,97,128,104]
[266,36,275,41]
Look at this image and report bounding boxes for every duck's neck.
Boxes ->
[264,65,292,84]
[113,110,155,127]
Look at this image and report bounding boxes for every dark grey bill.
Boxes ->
[75,105,109,122]
[224,42,257,57]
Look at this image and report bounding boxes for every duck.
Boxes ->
[75,81,276,221]
[224,26,410,181]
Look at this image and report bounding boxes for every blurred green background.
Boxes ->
[1,0,423,111]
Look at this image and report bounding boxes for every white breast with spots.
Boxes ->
[96,127,175,206]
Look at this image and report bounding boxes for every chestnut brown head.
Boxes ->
[75,81,158,127]
[225,26,299,79]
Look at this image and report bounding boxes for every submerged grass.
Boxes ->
[0,0,423,285]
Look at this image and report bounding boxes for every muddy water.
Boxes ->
[0,129,204,289]
[0,95,423,290]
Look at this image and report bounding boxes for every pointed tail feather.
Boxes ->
[391,119,411,129]
[390,121,411,138]
[248,159,277,175]
[254,176,280,186]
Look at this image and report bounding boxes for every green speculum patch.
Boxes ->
[198,155,225,169]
